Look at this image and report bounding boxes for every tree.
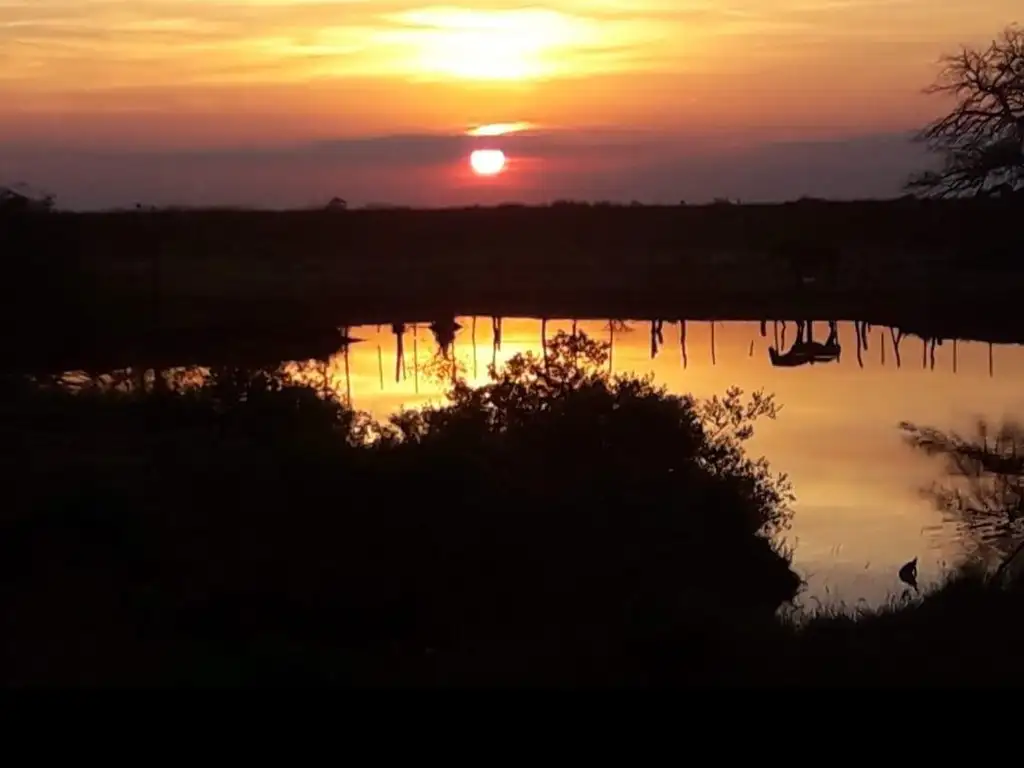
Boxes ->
[388,331,801,638]
[0,184,55,213]
[907,26,1024,198]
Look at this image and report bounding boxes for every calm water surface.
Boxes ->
[305,318,1024,606]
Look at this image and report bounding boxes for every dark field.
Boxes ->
[4,197,1024,371]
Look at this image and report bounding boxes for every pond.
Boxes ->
[313,317,1024,606]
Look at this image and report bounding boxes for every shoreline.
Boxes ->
[8,287,1024,374]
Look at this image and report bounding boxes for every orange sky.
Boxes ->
[3,1,1020,144]
[1,2,1020,207]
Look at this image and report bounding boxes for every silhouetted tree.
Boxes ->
[0,185,55,214]
[908,26,1024,198]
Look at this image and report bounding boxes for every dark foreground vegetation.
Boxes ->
[3,332,1022,686]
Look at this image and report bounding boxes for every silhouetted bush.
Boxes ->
[3,333,1024,685]
[0,333,802,685]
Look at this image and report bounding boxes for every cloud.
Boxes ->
[0,1,708,89]
[5,0,1016,93]
[2,0,1008,189]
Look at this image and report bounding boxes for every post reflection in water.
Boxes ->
[306,318,1024,605]
[391,322,406,384]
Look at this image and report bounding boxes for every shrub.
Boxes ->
[1,332,801,684]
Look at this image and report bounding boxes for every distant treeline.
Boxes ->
[7,196,1024,266]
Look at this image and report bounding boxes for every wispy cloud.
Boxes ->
[0,1,684,89]
[4,0,1017,93]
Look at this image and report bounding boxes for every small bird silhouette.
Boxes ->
[899,557,919,591]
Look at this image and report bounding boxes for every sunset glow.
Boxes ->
[469,149,506,176]
[1,1,1021,208]
[4,1,1018,129]
[382,8,606,81]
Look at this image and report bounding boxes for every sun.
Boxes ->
[470,149,506,176]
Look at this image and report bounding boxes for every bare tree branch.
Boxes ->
[908,26,1024,198]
